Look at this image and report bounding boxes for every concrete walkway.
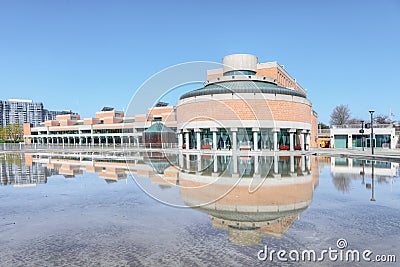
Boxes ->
[311,148,400,162]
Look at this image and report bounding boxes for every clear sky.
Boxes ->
[0,0,399,123]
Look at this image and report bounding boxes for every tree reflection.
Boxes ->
[332,174,351,192]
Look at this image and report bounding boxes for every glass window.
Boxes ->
[375,134,391,148]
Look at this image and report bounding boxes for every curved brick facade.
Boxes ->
[177,98,312,124]
[176,54,318,151]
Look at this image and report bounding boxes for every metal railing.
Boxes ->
[0,143,179,151]
[332,124,393,129]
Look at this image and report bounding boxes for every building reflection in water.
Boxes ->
[0,151,177,186]
[330,157,399,196]
[0,154,54,186]
[1,151,321,246]
[177,153,319,246]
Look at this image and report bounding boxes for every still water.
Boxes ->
[0,152,399,266]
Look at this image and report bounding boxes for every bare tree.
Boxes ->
[330,105,351,126]
[375,114,391,124]
[347,118,363,124]
[332,174,351,193]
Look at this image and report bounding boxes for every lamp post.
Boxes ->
[369,110,375,155]
[370,160,376,202]
[360,120,365,151]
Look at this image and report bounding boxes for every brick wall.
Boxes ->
[177,98,312,124]
[310,111,318,148]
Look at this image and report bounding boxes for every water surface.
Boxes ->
[0,152,399,266]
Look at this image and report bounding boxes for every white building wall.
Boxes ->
[330,127,395,149]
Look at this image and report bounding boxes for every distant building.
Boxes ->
[317,123,398,149]
[330,124,396,149]
[0,99,75,127]
[0,154,50,186]
[0,99,43,127]
[43,109,77,122]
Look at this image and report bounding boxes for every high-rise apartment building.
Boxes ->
[0,99,73,127]
[0,99,44,127]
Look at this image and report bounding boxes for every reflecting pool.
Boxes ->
[0,152,399,266]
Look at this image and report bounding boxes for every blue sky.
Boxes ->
[0,0,399,123]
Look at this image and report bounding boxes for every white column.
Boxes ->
[197,154,202,172]
[178,132,183,149]
[212,129,217,151]
[253,128,259,151]
[306,131,311,150]
[233,156,238,174]
[300,131,305,151]
[186,154,190,169]
[213,155,218,173]
[289,129,295,151]
[184,131,189,150]
[273,129,279,151]
[274,155,279,174]
[232,128,237,150]
[179,153,184,168]
[391,132,396,149]
[290,155,295,173]
[254,155,259,175]
[196,130,201,150]
[347,135,352,149]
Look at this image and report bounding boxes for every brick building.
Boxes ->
[24,54,318,151]
[177,54,318,151]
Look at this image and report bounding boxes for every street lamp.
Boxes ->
[370,160,376,202]
[369,110,375,155]
[360,120,365,151]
